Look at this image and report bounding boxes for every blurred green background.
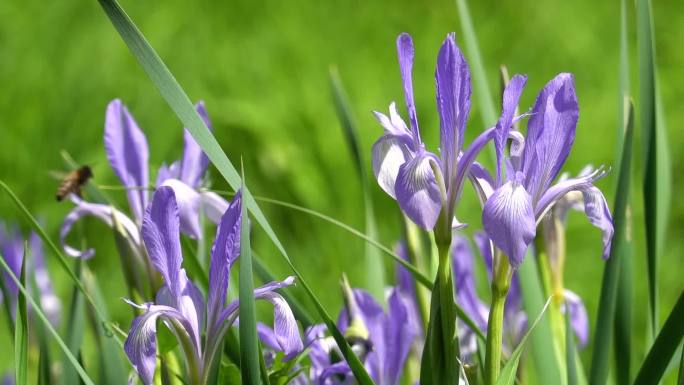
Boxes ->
[0,0,681,382]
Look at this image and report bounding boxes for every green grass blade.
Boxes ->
[96,2,375,382]
[632,292,684,385]
[239,175,260,385]
[454,0,497,163]
[329,66,385,301]
[495,298,552,385]
[14,245,28,385]
[63,261,86,385]
[82,268,128,384]
[252,253,314,328]
[566,299,578,385]
[0,254,15,337]
[589,102,635,385]
[0,180,121,343]
[0,255,95,385]
[518,253,564,384]
[637,0,669,339]
[38,326,53,385]
[614,2,633,382]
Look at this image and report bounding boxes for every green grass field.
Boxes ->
[0,0,682,382]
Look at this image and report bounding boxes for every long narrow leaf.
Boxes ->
[239,175,260,385]
[518,253,564,384]
[0,256,94,385]
[637,0,670,338]
[96,2,375,382]
[329,66,385,301]
[454,0,497,163]
[589,102,635,385]
[14,246,28,385]
[63,261,86,385]
[632,292,684,385]
[495,298,553,385]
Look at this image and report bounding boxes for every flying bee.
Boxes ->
[56,165,93,201]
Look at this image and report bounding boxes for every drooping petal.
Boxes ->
[159,179,202,239]
[521,73,579,202]
[218,277,297,330]
[581,186,614,259]
[141,186,183,299]
[371,134,413,199]
[494,75,527,183]
[105,99,149,222]
[382,289,416,385]
[396,33,421,140]
[200,191,231,225]
[534,166,608,223]
[482,175,536,267]
[60,198,140,259]
[563,290,589,348]
[435,32,471,182]
[264,291,304,360]
[468,162,495,207]
[179,102,212,189]
[123,304,198,385]
[207,190,242,332]
[394,152,442,230]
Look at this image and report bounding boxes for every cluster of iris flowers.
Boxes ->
[0,31,617,385]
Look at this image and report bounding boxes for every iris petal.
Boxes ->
[159,179,202,239]
[396,33,421,139]
[180,102,212,189]
[104,99,149,222]
[564,290,589,348]
[371,134,413,199]
[494,74,527,182]
[482,177,536,267]
[521,73,579,201]
[395,152,442,230]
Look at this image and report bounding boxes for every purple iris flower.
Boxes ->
[304,285,417,385]
[60,99,230,259]
[479,73,614,267]
[0,222,61,326]
[372,33,502,230]
[123,186,302,385]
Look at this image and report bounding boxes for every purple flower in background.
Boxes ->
[60,99,231,259]
[372,33,503,230]
[0,222,61,326]
[124,187,302,385]
[480,73,614,267]
[304,283,417,385]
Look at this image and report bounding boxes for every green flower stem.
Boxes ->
[484,251,512,385]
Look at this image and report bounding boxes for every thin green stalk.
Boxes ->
[484,254,511,385]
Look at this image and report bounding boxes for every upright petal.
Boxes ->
[179,102,212,189]
[371,134,413,199]
[155,161,180,187]
[207,190,242,331]
[397,33,421,140]
[482,175,536,267]
[105,99,149,222]
[395,152,442,230]
[141,187,183,299]
[435,33,471,182]
[494,75,527,183]
[159,179,202,239]
[521,73,579,202]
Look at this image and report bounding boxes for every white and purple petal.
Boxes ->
[521,73,579,201]
[563,290,589,348]
[158,179,202,239]
[435,32,471,182]
[105,99,149,223]
[371,134,413,199]
[482,175,536,267]
[394,152,442,230]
